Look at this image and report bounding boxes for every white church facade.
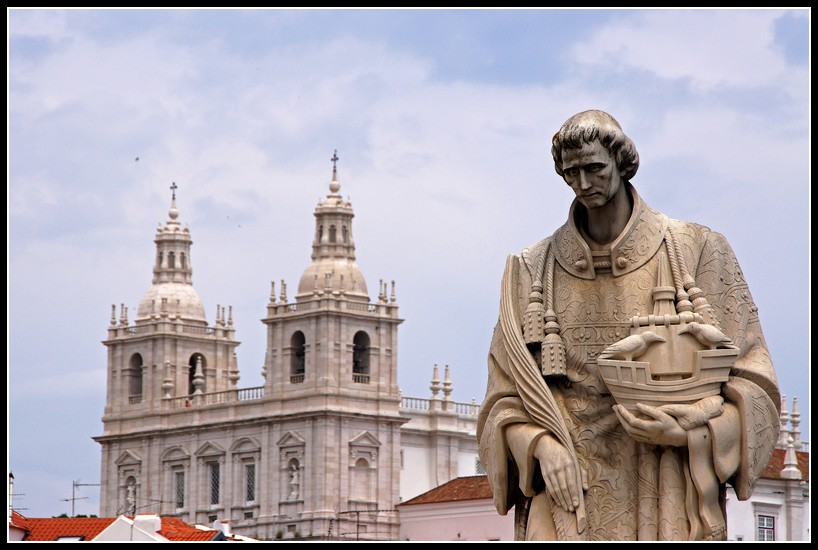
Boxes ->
[94,160,479,540]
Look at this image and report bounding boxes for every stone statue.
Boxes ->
[289,463,300,500]
[477,110,780,541]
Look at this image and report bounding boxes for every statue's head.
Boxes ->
[551,110,640,181]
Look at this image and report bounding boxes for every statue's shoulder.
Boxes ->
[666,216,718,249]
[517,235,554,281]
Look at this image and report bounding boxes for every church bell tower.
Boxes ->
[260,152,405,538]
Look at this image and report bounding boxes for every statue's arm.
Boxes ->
[692,230,780,497]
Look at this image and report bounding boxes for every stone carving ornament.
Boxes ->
[477,110,780,540]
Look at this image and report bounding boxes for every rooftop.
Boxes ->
[399,475,493,506]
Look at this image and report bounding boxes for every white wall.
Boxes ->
[399,445,432,502]
[398,500,514,541]
[725,478,810,541]
[457,451,479,478]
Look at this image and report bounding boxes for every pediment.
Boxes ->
[115,450,142,466]
[231,437,261,453]
[349,431,381,448]
[160,445,190,462]
[195,441,226,457]
[277,431,306,448]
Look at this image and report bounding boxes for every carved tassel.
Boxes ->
[541,308,567,376]
[523,284,546,345]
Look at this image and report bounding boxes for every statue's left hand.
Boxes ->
[613,403,687,447]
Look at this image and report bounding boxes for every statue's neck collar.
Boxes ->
[554,184,668,279]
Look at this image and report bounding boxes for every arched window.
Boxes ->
[128,353,143,399]
[353,331,370,383]
[158,252,163,267]
[329,225,337,243]
[342,225,348,243]
[168,251,175,269]
[317,225,323,243]
[290,332,306,383]
[189,354,206,395]
[180,253,186,270]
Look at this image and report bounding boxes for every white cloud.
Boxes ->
[572,9,793,91]
[8,10,809,518]
[8,8,71,40]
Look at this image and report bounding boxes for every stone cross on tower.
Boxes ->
[170,181,178,200]
[331,150,339,178]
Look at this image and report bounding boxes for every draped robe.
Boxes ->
[477,185,780,540]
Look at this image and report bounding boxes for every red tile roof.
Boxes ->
[10,512,224,541]
[10,510,28,529]
[761,448,810,481]
[17,516,116,541]
[399,475,494,506]
[159,517,221,541]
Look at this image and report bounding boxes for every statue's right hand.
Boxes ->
[534,434,579,513]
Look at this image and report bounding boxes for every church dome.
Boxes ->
[136,282,207,323]
[295,152,371,303]
[297,257,369,300]
[134,184,208,324]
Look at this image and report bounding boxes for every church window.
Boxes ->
[290,331,306,383]
[128,353,143,400]
[353,331,370,383]
[209,462,221,505]
[174,470,185,510]
[168,251,175,269]
[329,225,337,243]
[158,252,163,267]
[318,225,323,243]
[180,253,186,270]
[342,225,348,243]
[245,463,256,503]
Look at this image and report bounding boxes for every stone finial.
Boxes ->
[192,356,205,395]
[162,361,174,399]
[111,304,117,326]
[430,364,441,398]
[390,280,396,303]
[790,396,801,451]
[270,280,277,304]
[119,303,126,326]
[781,436,802,480]
[442,364,453,401]
[280,280,287,303]
[228,305,233,327]
[228,351,240,385]
[777,394,791,449]
[124,306,128,325]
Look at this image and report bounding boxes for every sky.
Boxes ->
[8,8,810,519]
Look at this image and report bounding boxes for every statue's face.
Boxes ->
[561,139,625,210]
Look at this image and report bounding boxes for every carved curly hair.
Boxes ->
[551,110,640,181]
